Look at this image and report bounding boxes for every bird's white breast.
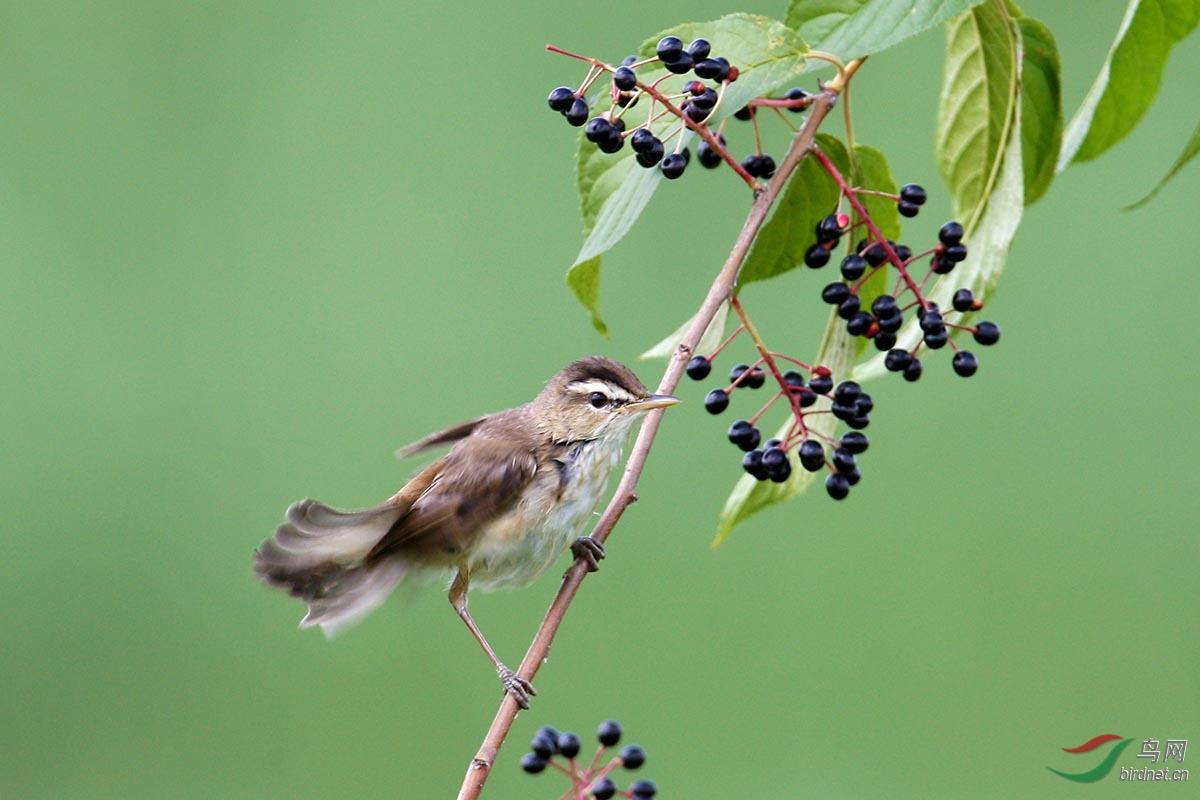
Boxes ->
[466,437,622,592]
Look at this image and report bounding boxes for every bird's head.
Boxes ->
[534,356,679,444]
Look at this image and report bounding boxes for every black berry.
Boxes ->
[620,743,647,769]
[826,472,850,500]
[557,732,582,759]
[686,355,712,380]
[742,449,768,480]
[808,373,833,395]
[758,153,776,178]
[805,243,831,268]
[822,281,850,305]
[840,254,867,281]
[521,752,548,774]
[798,440,825,472]
[897,200,921,218]
[952,288,976,312]
[531,732,557,759]
[728,419,762,451]
[613,66,637,91]
[884,349,912,372]
[591,776,617,800]
[630,128,656,153]
[687,38,711,60]
[952,350,978,376]
[899,183,927,205]
[597,719,623,747]
[939,220,964,245]
[903,357,924,382]
[548,86,575,112]
[974,321,1001,345]
[656,36,684,63]
[831,448,857,474]
[874,331,898,350]
[661,153,687,179]
[629,778,658,797]
[846,311,873,336]
[697,136,725,168]
[816,214,844,243]
[871,294,898,317]
[944,243,968,263]
[664,52,694,74]
[635,138,665,167]
[923,328,949,349]
[833,380,861,404]
[837,294,861,320]
[565,97,589,127]
[840,431,869,454]
[704,389,729,414]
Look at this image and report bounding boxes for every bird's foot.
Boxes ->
[570,535,606,572]
[498,664,536,709]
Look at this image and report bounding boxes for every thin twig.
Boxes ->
[456,66,857,800]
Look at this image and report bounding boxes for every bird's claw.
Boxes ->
[570,536,605,572]
[498,665,536,709]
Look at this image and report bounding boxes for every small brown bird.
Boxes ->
[253,356,677,706]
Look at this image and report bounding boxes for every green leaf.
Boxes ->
[566,255,608,337]
[786,0,985,62]
[1125,118,1200,209]
[738,134,848,287]
[1016,16,1062,205]
[935,1,1019,230]
[712,140,900,545]
[567,14,809,332]
[1059,0,1200,168]
[639,302,731,360]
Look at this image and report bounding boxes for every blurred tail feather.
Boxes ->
[254,499,408,635]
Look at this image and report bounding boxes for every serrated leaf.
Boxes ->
[936,2,1019,230]
[786,0,985,62]
[640,301,731,361]
[1016,16,1062,205]
[1059,0,1200,169]
[738,133,848,286]
[1125,118,1200,209]
[713,140,901,544]
[566,256,607,337]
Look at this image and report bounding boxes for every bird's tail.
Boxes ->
[253,498,408,636]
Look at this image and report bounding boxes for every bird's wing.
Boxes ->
[393,416,490,459]
[370,436,539,560]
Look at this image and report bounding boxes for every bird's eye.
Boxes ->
[588,391,608,409]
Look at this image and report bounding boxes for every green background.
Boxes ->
[2,2,1196,798]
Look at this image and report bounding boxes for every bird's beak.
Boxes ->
[621,394,681,412]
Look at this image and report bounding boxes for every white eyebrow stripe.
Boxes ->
[569,379,639,404]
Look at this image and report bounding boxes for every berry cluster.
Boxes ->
[547,37,812,184]
[687,339,874,500]
[802,167,1002,379]
[521,719,656,799]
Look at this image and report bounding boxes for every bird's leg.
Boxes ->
[569,536,605,572]
[448,568,536,709]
